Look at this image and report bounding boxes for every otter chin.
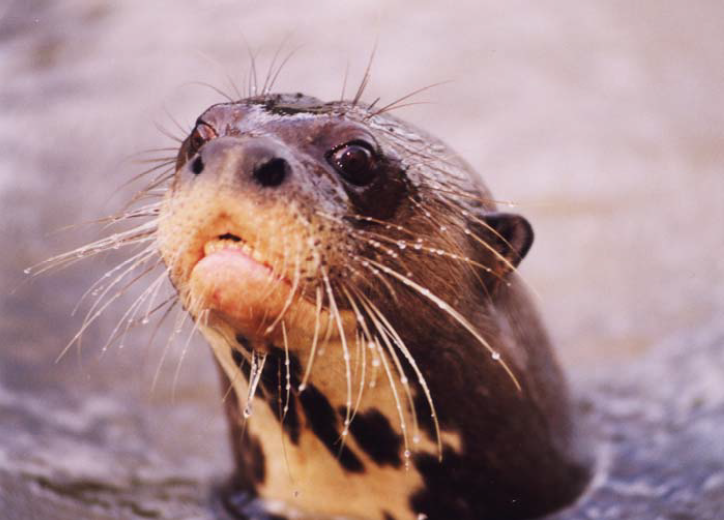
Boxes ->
[191,237,292,335]
[154,91,592,520]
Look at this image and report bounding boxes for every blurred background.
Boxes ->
[1,1,722,518]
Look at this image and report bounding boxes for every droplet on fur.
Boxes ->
[298,383,307,392]
[413,435,421,444]
[418,514,428,520]
[400,376,409,385]
[23,268,31,274]
[404,449,411,458]
[372,358,381,367]
[492,351,501,361]
[397,241,407,250]
[141,318,150,325]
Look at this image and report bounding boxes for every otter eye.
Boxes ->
[329,141,378,186]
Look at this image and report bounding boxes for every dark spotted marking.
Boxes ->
[342,407,402,467]
[236,333,253,352]
[254,93,333,116]
[258,347,302,444]
[298,383,365,473]
[383,512,397,520]
[231,348,245,366]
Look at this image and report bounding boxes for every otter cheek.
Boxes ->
[189,250,289,326]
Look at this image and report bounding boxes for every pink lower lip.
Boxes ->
[194,246,293,288]
[197,247,273,279]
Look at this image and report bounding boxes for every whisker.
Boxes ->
[151,302,187,392]
[267,44,304,96]
[352,42,377,106]
[364,258,521,392]
[172,305,207,401]
[299,285,323,392]
[243,349,268,418]
[321,269,353,443]
[369,80,451,118]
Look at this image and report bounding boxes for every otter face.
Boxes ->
[158,93,532,351]
[155,93,556,520]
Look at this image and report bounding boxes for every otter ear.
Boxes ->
[478,212,534,277]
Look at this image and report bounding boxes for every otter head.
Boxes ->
[156,93,588,520]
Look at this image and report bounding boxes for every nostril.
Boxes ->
[191,156,205,175]
[253,157,289,187]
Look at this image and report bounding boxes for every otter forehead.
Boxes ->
[196,94,373,144]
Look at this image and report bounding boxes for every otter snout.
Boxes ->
[187,135,296,192]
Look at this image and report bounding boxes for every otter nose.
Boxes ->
[253,157,289,187]
[193,136,294,189]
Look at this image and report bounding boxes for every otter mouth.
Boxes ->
[201,232,279,276]
[187,227,305,341]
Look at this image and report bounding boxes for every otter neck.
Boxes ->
[201,324,442,520]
